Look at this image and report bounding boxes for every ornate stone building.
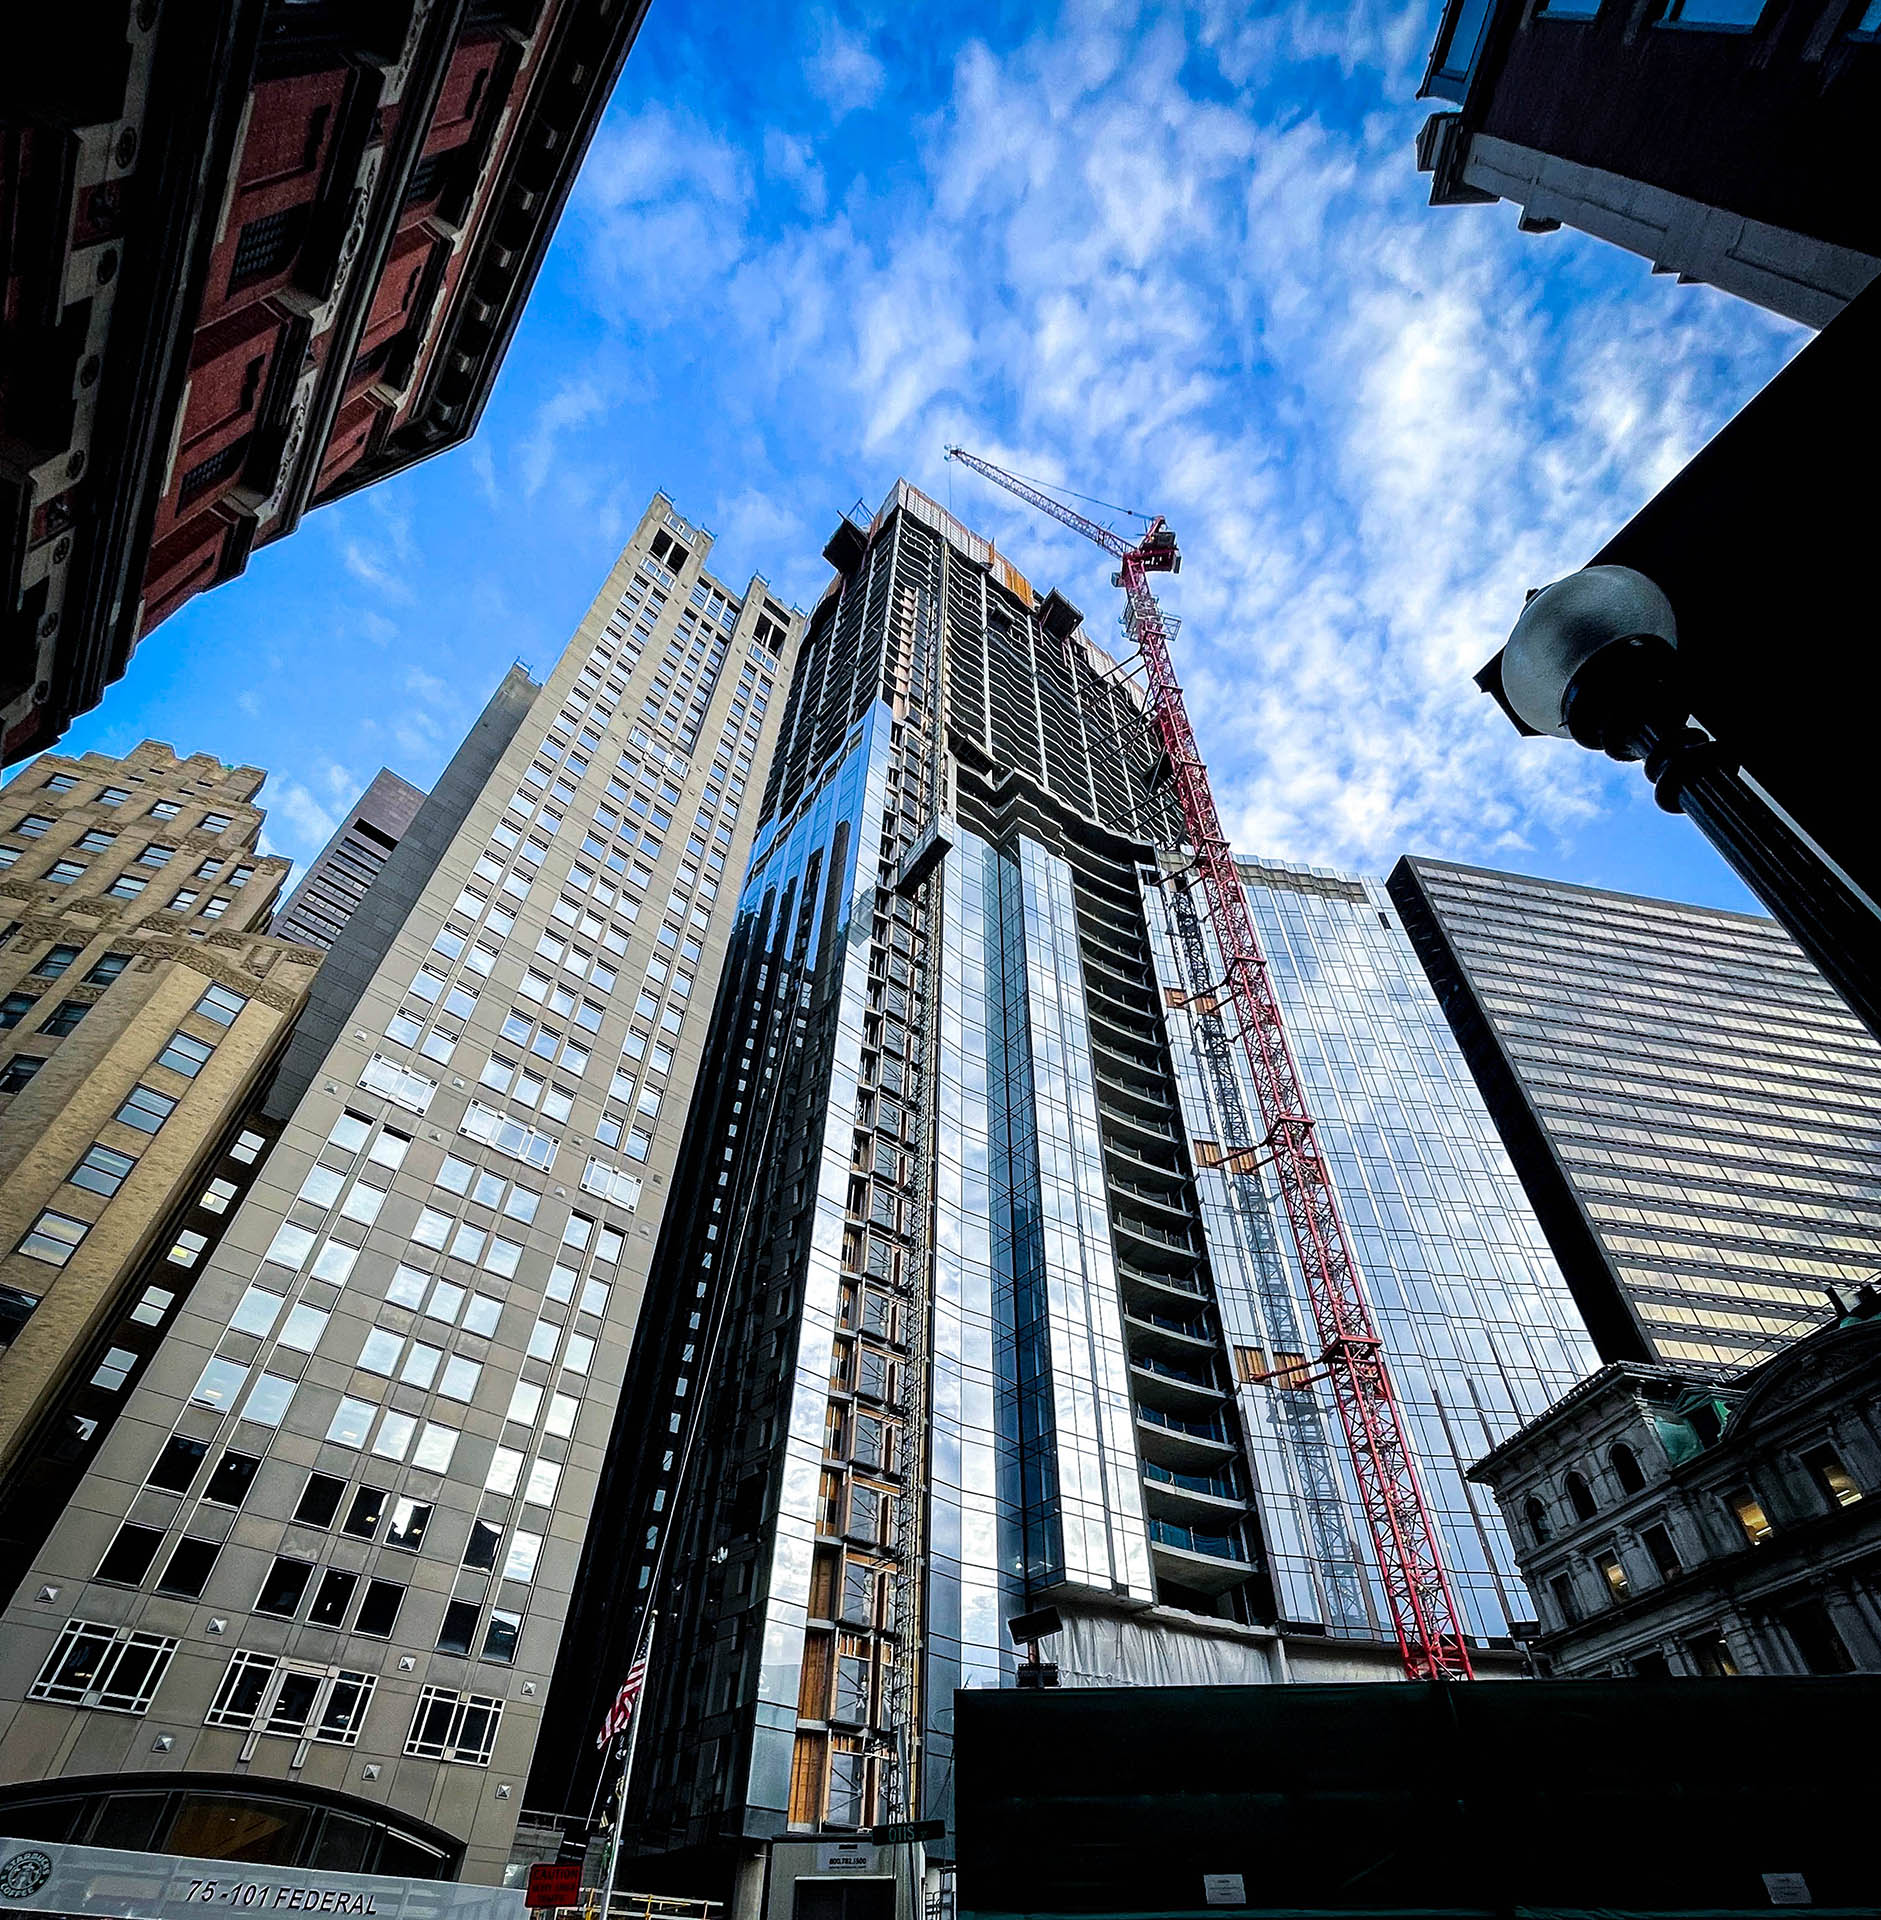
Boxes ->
[1470,1288,1881,1677]
[1,742,320,1557]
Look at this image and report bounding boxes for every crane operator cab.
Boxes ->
[1136,517,1181,573]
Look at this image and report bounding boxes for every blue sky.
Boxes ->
[43,0,1802,908]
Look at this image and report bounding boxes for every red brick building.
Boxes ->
[1,0,650,764]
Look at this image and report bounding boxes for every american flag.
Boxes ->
[595,1652,649,1750]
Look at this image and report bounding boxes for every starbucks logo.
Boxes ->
[0,1850,53,1902]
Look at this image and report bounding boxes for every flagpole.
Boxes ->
[593,1611,657,1920]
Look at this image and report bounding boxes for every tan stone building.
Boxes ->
[0,744,321,1505]
[0,501,799,1885]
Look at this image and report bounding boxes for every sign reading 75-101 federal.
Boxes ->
[0,1840,524,1920]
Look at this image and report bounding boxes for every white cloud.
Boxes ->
[805,15,887,116]
[562,0,1802,877]
[764,128,828,216]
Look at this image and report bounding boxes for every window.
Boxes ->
[1801,1444,1862,1509]
[156,1030,215,1078]
[482,1610,522,1664]
[190,1356,247,1412]
[343,1486,389,1539]
[384,1498,432,1551]
[41,999,89,1036]
[1523,1495,1551,1545]
[15,813,53,836]
[1641,1524,1682,1582]
[405,1686,503,1764]
[1685,1632,1739,1678]
[502,1531,543,1582]
[157,1537,221,1598]
[356,1580,405,1638]
[36,944,82,978]
[45,860,85,885]
[1563,1472,1597,1522]
[69,1142,137,1197]
[1593,1547,1630,1600]
[0,1056,46,1093]
[256,1557,316,1617]
[309,1568,358,1628]
[1,993,35,1028]
[1630,1650,1672,1680]
[1549,1572,1579,1626]
[359,1053,437,1113]
[107,874,155,900]
[30,1618,177,1713]
[194,982,247,1027]
[148,1435,209,1493]
[241,1372,296,1426]
[138,842,176,867]
[437,1600,482,1655]
[92,1347,138,1390]
[1660,0,1766,23]
[96,1523,165,1585]
[116,1083,179,1133]
[18,1209,90,1267]
[1725,1486,1773,1545]
[1609,1444,1646,1496]
[294,1473,346,1527]
[97,788,130,808]
[203,1451,261,1508]
[205,1650,376,1746]
[83,951,133,986]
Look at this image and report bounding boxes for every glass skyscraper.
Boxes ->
[1390,856,1881,1373]
[533,486,1597,1911]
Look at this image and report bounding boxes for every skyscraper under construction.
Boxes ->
[534,484,1597,1907]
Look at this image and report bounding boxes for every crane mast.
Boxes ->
[945,446,1474,1681]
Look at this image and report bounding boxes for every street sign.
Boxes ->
[869,1822,945,1847]
[1202,1874,1245,1907]
[525,1861,583,1910]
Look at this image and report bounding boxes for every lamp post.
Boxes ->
[1479,565,1881,1044]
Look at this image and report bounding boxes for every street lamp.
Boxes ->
[1478,565,1881,1043]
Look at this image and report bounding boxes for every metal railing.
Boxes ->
[1149,1519,1248,1562]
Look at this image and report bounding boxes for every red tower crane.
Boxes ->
[945,447,1475,1681]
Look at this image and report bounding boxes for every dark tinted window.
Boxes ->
[295,1472,346,1528]
[256,1556,314,1616]
[147,1434,208,1493]
[203,1452,261,1508]
[355,1579,405,1638]
[344,1485,389,1538]
[309,1568,358,1628]
[96,1523,164,1584]
[157,1537,221,1597]
[436,1599,480,1655]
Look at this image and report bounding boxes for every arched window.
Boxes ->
[1565,1470,1598,1522]
[1524,1495,1551,1544]
[1610,1443,1646,1495]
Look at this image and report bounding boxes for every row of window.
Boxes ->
[30,1619,503,1764]
[0,849,240,914]
[19,769,236,829]
[13,984,249,1262]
